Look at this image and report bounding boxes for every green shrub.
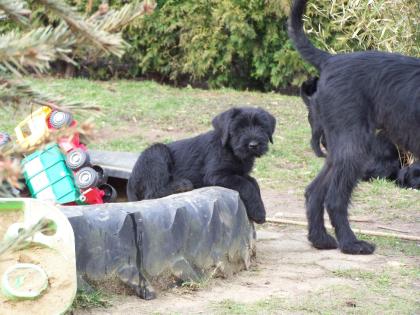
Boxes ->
[18,0,418,90]
[125,0,309,90]
[304,0,420,56]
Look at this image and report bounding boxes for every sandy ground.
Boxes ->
[74,189,419,315]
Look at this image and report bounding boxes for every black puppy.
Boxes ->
[397,162,420,190]
[361,131,401,182]
[301,77,400,181]
[289,0,420,254]
[127,107,276,224]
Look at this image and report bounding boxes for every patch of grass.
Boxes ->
[180,263,225,292]
[69,289,112,311]
[289,283,418,315]
[351,181,420,222]
[2,77,419,226]
[327,266,420,314]
[92,136,148,152]
[215,298,285,315]
[332,269,392,289]
[357,234,420,256]
[215,270,419,315]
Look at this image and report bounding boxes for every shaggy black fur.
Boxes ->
[301,77,401,182]
[127,107,276,224]
[289,0,420,254]
[397,162,420,190]
[300,76,327,157]
[361,131,401,182]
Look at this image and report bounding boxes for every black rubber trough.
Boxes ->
[59,150,256,299]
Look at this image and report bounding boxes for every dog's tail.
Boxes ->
[288,0,331,71]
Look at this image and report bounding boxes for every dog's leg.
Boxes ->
[207,175,266,224]
[324,143,376,254]
[305,163,338,249]
[245,175,262,197]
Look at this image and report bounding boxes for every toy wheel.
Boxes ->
[0,132,11,147]
[99,184,117,203]
[66,148,90,170]
[49,111,73,129]
[75,167,99,189]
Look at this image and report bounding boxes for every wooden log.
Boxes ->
[266,218,420,242]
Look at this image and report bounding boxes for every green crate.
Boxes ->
[22,143,80,204]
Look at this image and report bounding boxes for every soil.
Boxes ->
[74,187,419,315]
[0,245,76,315]
[0,216,76,315]
[75,224,418,315]
[85,126,419,314]
[0,212,23,240]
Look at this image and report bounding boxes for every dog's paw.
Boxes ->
[340,240,375,255]
[251,215,266,224]
[308,232,338,250]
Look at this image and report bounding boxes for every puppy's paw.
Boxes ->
[172,178,194,193]
[308,232,338,249]
[247,207,266,224]
[340,240,375,255]
[251,215,266,224]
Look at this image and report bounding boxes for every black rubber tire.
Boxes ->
[99,184,117,203]
[66,148,90,170]
[0,132,11,147]
[75,167,100,189]
[49,111,73,129]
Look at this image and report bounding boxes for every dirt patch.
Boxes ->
[0,245,76,315]
[95,120,194,146]
[137,125,193,143]
[0,211,23,240]
[262,187,420,237]
[72,186,418,314]
[0,211,76,315]
[74,225,416,315]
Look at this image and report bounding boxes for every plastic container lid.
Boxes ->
[1,263,49,300]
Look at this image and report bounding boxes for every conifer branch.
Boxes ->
[0,0,30,26]
[0,23,75,76]
[38,0,126,57]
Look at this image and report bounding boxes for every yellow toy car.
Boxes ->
[14,105,74,150]
[15,106,52,150]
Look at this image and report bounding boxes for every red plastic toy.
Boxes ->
[17,107,117,205]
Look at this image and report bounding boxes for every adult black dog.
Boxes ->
[289,0,420,254]
[127,107,276,224]
[301,77,401,182]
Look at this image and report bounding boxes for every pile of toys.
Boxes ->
[0,106,117,205]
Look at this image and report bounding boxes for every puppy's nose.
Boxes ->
[248,141,259,149]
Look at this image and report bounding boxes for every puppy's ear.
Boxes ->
[212,108,240,146]
[258,109,276,144]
